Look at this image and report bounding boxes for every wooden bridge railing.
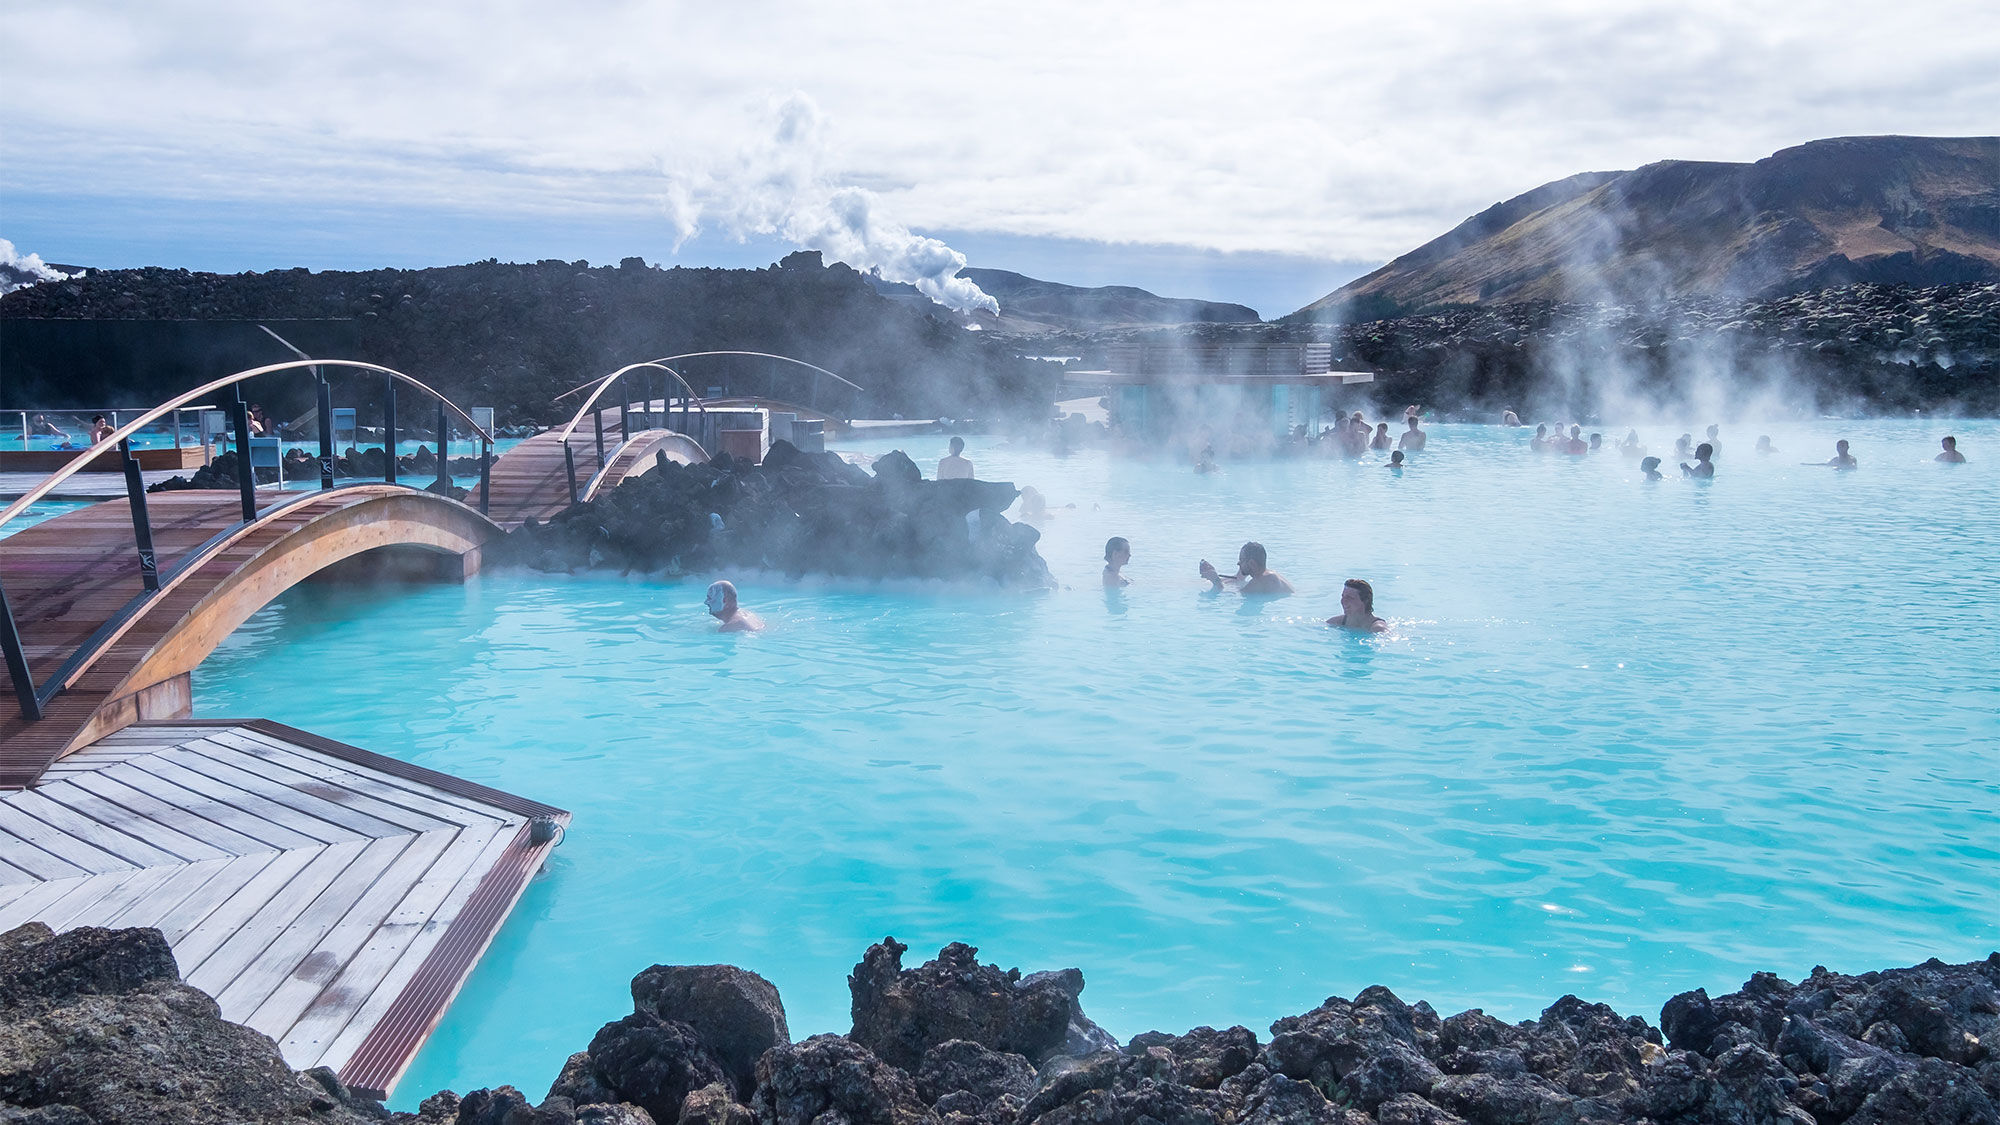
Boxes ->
[0,360,495,722]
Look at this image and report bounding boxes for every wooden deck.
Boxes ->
[0,486,498,787]
[0,718,567,1099]
[486,416,705,529]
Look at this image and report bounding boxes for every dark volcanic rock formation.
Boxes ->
[8,919,1996,1124]
[1303,136,2000,316]
[0,922,388,1125]
[848,938,1117,1070]
[498,442,1053,588]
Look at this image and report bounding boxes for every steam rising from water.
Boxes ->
[0,239,79,296]
[663,94,997,315]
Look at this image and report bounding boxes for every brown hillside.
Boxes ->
[1302,135,2000,317]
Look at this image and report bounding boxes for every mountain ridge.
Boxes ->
[1299,135,2000,319]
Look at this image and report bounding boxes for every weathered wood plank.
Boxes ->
[186,736,464,834]
[41,864,182,931]
[212,834,415,1024]
[3,788,188,868]
[209,729,502,830]
[282,821,503,1067]
[162,846,317,958]
[160,742,413,840]
[25,778,233,863]
[98,855,238,930]
[0,874,94,931]
[182,841,367,989]
[64,768,288,856]
[0,801,133,876]
[118,756,363,845]
[251,827,460,1040]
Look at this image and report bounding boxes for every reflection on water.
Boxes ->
[193,419,2000,1108]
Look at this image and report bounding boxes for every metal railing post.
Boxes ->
[479,438,492,515]
[230,390,257,522]
[435,397,450,491]
[384,377,398,485]
[620,395,630,440]
[120,439,161,592]
[593,408,606,467]
[563,442,580,507]
[0,580,41,721]
[317,377,336,491]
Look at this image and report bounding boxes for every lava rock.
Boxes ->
[0,922,385,1125]
[916,1040,1036,1108]
[586,1014,732,1121]
[629,965,789,1096]
[848,938,1113,1071]
[677,1082,752,1125]
[750,1034,932,1125]
[1126,1026,1260,1089]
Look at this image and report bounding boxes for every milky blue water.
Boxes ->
[189,420,2000,1108]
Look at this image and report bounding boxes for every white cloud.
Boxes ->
[2,0,1995,268]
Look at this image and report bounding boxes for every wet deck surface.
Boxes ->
[0,719,567,1099]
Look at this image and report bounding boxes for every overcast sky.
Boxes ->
[3,1,1995,315]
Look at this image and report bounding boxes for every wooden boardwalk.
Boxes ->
[485,417,705,529]
[0,719,567,1099]
[0,486,498,787]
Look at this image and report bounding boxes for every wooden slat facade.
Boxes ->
[0,720,567,1100]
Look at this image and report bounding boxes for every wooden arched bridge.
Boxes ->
[0,350,862,1095]
[2,351,864,780]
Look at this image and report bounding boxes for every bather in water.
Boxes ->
[1327,578,1388,633]
[1200,541,1294,597]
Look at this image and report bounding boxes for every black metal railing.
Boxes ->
[0,359,495,722]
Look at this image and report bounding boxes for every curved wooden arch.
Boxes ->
[579,430,709,502]
[0,486,501,783]
[0,359,493,532]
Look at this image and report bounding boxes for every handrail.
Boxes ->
[0,359,494,533]
[554,362,701,446]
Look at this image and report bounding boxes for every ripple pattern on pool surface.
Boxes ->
[191,419,2000,1107]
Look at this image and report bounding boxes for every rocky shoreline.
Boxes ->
[4,923,1995,1125]
[497,442,1054,589]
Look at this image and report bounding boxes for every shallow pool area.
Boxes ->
[188,419,2000,1107]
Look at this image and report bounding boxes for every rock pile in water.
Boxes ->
[499,441,1053,588]
[3,922,1997,1123]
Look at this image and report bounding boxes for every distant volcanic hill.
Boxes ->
[1299,135,2000,319]
[865,265,1259,334]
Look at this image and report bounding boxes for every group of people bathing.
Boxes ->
[1522,418,1969,479]
[1104,537,1387,632]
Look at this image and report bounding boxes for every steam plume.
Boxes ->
[0,239,79,296]
[665,94,998,315]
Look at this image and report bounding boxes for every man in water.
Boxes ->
[1680,443,1715,478]
[1386,450,1406,472]
[1399,416,1426,451]
[1501,409,1523,427]
[704,580,764,632]
[1705,424,1722,459]
[1200,541,1294,597]
[27,414,69,441]
[937,436,974,480]
[1813,440,1858,470]
[1936,436,1967,463]
[1103,536,1131,587]
[88,414,115,443]
[1640,456,1664,481]
[1756,435,1777,455]
[1564,425,1589,455]
[1327,578,1387,632]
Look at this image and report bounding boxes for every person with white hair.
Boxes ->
[704,580,764,633]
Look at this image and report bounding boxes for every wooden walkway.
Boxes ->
[485,417,706,530]
[0,719,567,1099]
[0,486,498,787]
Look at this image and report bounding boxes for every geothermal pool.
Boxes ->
[189,419,2000,1107]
